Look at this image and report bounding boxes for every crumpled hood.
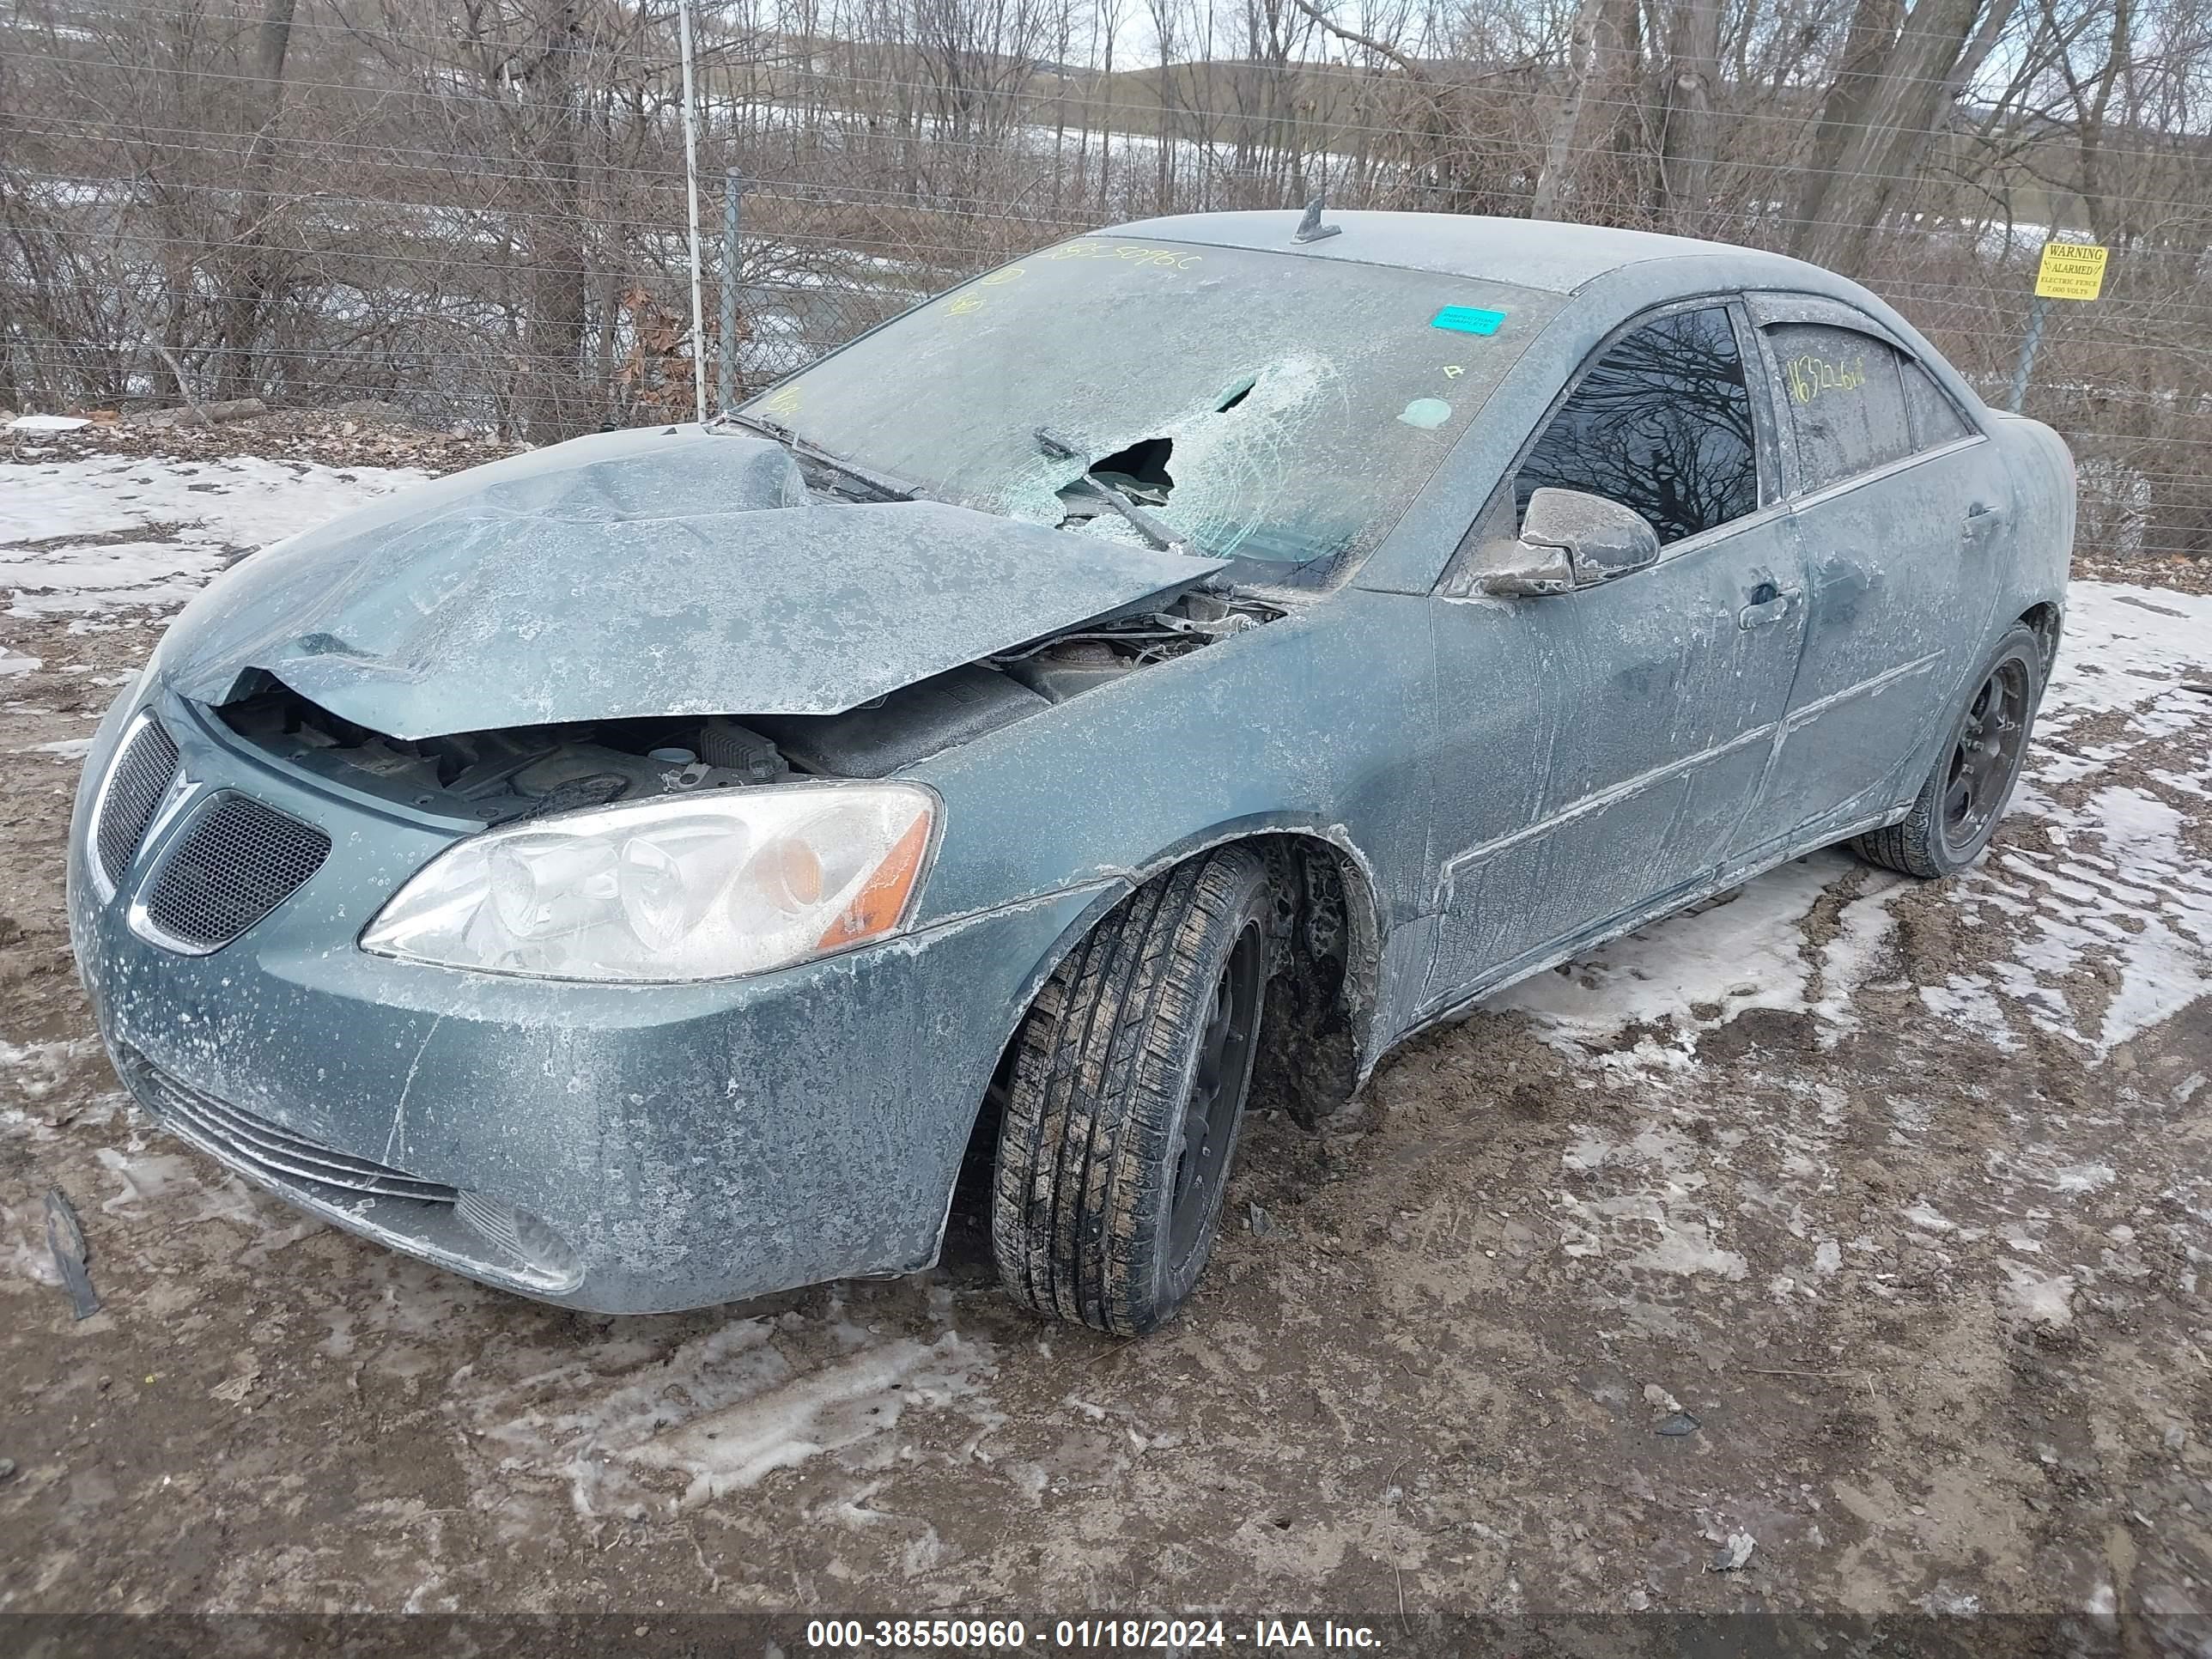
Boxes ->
[158,423,1224,739]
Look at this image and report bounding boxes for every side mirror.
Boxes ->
[1478,488,1662,598]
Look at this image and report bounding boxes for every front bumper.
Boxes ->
[66,682,1104,1313]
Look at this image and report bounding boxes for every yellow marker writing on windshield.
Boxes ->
[1038,242,1202,270]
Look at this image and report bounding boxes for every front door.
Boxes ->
[1419,301,1808,1016]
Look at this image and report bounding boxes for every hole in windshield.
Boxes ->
[1215,376,1255,412]
[1086,436,1174,504]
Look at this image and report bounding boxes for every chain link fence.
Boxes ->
[3,0,2209,562]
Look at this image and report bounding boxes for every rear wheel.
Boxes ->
[992,848,1272,1335]
[1851,623,2043,878]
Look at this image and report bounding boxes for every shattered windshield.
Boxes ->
[741,237,1563,576]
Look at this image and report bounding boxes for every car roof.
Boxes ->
[1102,210,1829,296]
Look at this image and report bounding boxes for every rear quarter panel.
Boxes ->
[1990,412,2076,618]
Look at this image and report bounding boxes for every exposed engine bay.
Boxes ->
[214,586,1280,820]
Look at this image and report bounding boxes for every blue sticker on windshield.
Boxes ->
[1432,305,1506,337]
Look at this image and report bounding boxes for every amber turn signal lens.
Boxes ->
[818,812,932,949]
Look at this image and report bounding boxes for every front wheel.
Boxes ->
[1851,623,2045,878]
[991,848,1273,1335]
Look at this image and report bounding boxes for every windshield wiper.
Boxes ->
[713,410,915,503]
[1034,425,1188,555]
[1065,475,1188,555]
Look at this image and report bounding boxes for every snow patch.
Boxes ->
[1924,588,2212,1060]
[94,1146,202,1213]
[623,1332,989,1507]
[459,1296,999,1520]
[1,1198,65,1287]
[1496,853,1904,1054]
[0,454,427,617]
[1553,1124,1750,1281]
[0,1036,100,1112]
[2000,1261,2077,1325]
[4,538,229,617]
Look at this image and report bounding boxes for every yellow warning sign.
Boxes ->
[2035,241,2108,301]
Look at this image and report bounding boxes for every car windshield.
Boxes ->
[740,236,1562,577]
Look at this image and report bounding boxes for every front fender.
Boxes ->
[902,589,1435,1053]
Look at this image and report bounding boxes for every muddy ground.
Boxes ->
[3,422,2210,1650]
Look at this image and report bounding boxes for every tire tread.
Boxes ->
[993,848,1268,1334]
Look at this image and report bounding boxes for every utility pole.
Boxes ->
[676,0,707,423]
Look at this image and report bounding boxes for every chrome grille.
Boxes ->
[119,1048,457,1205]
[94,717,179,886]
[142,795,330,951]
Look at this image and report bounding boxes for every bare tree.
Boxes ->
[1,0,2208,558]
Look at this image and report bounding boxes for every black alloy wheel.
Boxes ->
[1169,921,1265,1261]
[1939,658,2033,860]
[1850,622,2047,879]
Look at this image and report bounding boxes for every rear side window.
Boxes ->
[1764,322,1913,494]
[1902,359,1973,448]
[1516,305,1759,546]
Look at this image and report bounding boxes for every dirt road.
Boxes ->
[3,427,2210,1651]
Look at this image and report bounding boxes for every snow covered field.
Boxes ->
[3,436,2211,1626]
[0,450,428,619]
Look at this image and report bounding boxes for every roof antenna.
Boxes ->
[1293,191,1340,244]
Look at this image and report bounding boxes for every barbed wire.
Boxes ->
[3,5,2210,568]
[5,324,2205,429]
[9,141,2212,296]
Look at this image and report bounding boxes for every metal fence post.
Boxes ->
[676,0,706,424]
[2008,295,2050,414]
[719,167,744,415]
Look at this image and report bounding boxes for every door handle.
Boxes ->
[1964,501,2008,537]
[1737,587,1801,630]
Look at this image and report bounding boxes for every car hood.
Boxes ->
[158,424,1224,739]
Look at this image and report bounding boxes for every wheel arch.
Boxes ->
[1015,814,1383,1026]
[1911,601,2064,795]
[2017,599,2064,682]
[937,817,1389,1251]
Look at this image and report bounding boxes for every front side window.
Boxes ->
[1514,305,1759,546]
[1764,322,1916,493]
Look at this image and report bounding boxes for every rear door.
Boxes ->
[1728,297,2010,863]
[1419,300,1810,1013]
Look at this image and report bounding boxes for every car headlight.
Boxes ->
[359,784,936,982]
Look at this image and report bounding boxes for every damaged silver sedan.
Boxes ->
[68,210,2074,1332]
